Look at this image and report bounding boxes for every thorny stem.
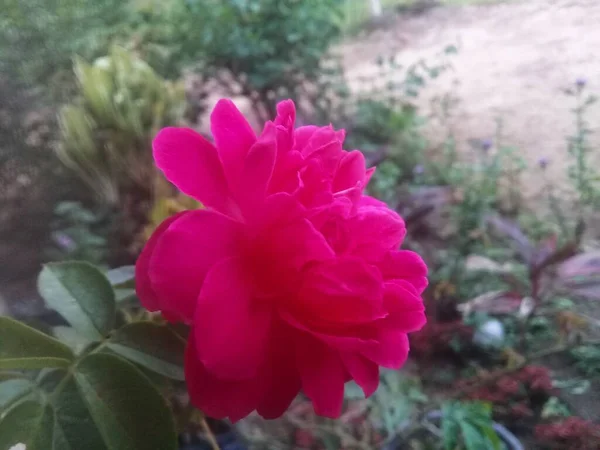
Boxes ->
[200,416,221,450]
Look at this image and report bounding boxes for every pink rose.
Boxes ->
[136,99,427,422]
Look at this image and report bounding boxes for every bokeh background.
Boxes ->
[2,1,600,449]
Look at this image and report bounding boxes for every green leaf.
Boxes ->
[0,317,74,369]
[0,401,52,450]
[74,352,177,450]
[0,379,36,413]
[442,402,460,450]
[460,421,488,450]
[114,288,137,303]
[52,326,93,355]
[37,370,107,450]
[38,262,116,340]
[106,322,185,380]
[105,266,135,287]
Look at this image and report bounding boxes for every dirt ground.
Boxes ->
[340,0,600,202]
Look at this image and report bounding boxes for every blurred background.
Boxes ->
[2,0,600,448]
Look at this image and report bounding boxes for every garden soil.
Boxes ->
[340,0,600,206]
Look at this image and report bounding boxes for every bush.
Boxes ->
[57,46,185,207]
[136,0,343,120]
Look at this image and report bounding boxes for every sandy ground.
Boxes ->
[339,0,600,202]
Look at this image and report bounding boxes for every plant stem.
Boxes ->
[200,416,221,450]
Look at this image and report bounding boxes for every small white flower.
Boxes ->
[9,444,26,450]
[473,318,505,349]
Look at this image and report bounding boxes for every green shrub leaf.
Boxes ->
[105,265,135,287]
[0,401,53,450]
[38,262,116,340]
[0,316,74,369]
[107,322,185,380]
[74,352,177,449]
[0,379,36,413]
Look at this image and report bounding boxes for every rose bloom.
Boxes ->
[136,99,427,421]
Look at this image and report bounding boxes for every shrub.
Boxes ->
[138,0,343,120]
[57,46,185,207]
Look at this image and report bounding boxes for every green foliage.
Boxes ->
[57,46,185,205]
[38,262,116,341]
[0,261,182,449]
[571,344,600,378]
[565,81,600,221]
[139,0,343,118]
[47,201,110,266]
[0,317,74,370]
[442,401,502,450]
[107,322,186,380]
[0,0,131,95]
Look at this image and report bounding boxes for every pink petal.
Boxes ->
[266,218,335,271]
[359,194,388,208]
[147,210,244,322]
[194,257,272,380]
[185,338,263,422]
[296,257,386,324]
[255,192,305,229]
[136,212,187,312]
[253,218,334,297]
[153,128,238,216]
[280,310,379,353]
[341,353,379,397]
[296,335,346,418]
[333,150,367,193]
[362,331,409,369]
[383,281,426,332]
[274,100,296,155]
[275,100,296,127]
[210,99,257,188]
[378,250,429,293]
[347,206,406,260]
[294,126,318,151]
[297,158,334,207]
[234,121,277,212]
[256,320,301,419]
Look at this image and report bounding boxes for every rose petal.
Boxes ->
[348,206,406,260]
[280,310,379,353]
[195,257,272,380]
[294,125,318,151]
[136,212,187,312]
[234,121,277,212]
[153,128,238,216]
[383,281,426,332]
[296,335,346,418]
[256,320,301,419]
[296,257,386,324]
[378,250,429,293]
[333,150,367,193]
[341,353,379,397]
[274,100,296,154]
[148,210,244,322]
[359,194,388,208]
[211,99,257,188]
[185,338,263,422]
[362,330,409,369]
